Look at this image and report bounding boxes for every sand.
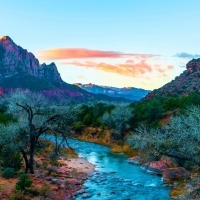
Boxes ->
[58,157,95,174]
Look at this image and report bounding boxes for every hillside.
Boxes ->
[145,58,200,100]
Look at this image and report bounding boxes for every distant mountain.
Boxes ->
[144,58,200,100]
[0,36,129,102]
[74,83,150,101]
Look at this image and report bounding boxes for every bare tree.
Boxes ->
[0,91,70,174]
[128,106,200,164]
[101,104,133,137]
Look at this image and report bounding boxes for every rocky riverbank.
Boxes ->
[72,129,200,200]
[128,155,200,199]
[0,139,95,200]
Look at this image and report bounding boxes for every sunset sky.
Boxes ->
[1,0,200,90]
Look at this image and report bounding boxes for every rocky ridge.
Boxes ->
[0,36,130,102]
[144,58,200,100]
[0,36,61,82]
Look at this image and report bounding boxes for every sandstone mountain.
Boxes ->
[0,36,61,81]
[144,59,200,100]
[0,36,131,102]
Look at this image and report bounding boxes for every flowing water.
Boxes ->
[47,136,171,200]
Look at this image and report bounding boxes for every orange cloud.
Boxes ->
[37,48,158,60]
[167,65,174,70]
[60,60,153,77]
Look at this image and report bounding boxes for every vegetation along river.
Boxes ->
[48,136,171,200]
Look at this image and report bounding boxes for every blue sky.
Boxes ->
[1,0,200,89]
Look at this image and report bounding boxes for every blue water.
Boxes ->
[46,136,170,200]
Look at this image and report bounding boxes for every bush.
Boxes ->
[128,106,200,164]
[15,174,32,192]
[40,183,52,197]
[0,152,23,171]
[2,168,15,179]
[0,183,7,192]
[8,191,26,200]
[49,159,60,166]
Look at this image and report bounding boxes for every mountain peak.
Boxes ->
[0,36,62,82]
[186,58,200,73]
[76,83,150,101]
[0,36,13,42]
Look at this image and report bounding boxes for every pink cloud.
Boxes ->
[60,60,154,77]
[37,48,158,60]
[126,60,134,64]
[167,65,174,70]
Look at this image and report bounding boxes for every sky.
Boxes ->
[0,0,200,90]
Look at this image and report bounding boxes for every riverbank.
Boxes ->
[0,139,95,200]
[72,130,200,199]
[72,127,137,157]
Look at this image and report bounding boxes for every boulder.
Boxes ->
[160,155,179,168]
[162,167,190,181]
[82,193,92,198]
[127,156,141,165]
[141,161,168,175]
[51,178,58,184]
[69,179,81,185]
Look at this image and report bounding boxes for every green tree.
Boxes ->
[83,113,92,126]
[163,97,179,111]
[16,174,33,193]
[72,121,86,134]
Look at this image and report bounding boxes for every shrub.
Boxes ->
[49,159,59,166]
[15,174,33,192]
[8,191,26,200]
[2,168,15,179]
[128,106,200,164]
[40,183,52,197]
[0,183,7,192]
[0,152,23,171]
[28,187,40,196]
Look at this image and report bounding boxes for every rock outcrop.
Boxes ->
[141,161,168,175]
[162,167,190,181]
[160,155,179,168]
[144,58,200,100]
[127,156,142,165]
[0,36,128,102]
[0,36,61,82]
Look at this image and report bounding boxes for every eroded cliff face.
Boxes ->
[144,58,200,100]
[0,36,126,102]
[0,36,61,82]
[186,58,200,73]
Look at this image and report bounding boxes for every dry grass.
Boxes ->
[78,129,111,146]
[111,144,138,156]
[60,147,78,158]
[170,180,187,197]
[170,189,186,197]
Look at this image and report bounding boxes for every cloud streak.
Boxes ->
[60,60,171,78]
[174,52,200,59]
[37,48,158,60]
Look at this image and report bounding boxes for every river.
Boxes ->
[47,136,171,200]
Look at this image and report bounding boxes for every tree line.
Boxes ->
[0,90,200,175]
